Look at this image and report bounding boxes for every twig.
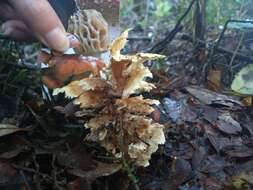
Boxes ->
[13,165,54,182]
[209,19,253,61]
[147,0,196,53]
[13,164,66,186]
[181,34,253,63]
[228,32,245,67]
[194,0,206,42]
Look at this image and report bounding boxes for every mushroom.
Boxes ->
[68,9,109,55]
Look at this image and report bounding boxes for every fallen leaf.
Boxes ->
[54,102,79,117]
[0,161,24,186]
[225,146,253,158]
[232,171,253,189]
[186,86,242,109]
[207,69,222,91]
[191,146,206,170]
[68,162,121,179]
[0,124,30,137]
[241,96,252,107]
[146,158,192,190]
[67,178,92,190]
[202,106,219,124]
[199,155,226,173]
[228,160,253,189]
[202,177,222,190]
[231,64,253,95]
[214,112,242,135]
[207,133,243,153]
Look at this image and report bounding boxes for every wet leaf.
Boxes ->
[68,162,121,179]
[67,178,92,190]
[207,69,222,91]
[0,124,30,137]
[186,86,242,109]
[225,146,253,158]
[200,155,226,173]
[152,158,192,190]
[232,171,253,189]
[214,112,242,135]
[241,96,252,107]
[0,161,22,186]
[231,64,253,95]
[207,134,243,153]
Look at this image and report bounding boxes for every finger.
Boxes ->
[2,20,36,41]
[8,0,69,52]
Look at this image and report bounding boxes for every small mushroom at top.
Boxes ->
[68,9,109,55]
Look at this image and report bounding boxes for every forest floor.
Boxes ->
[0,7,253,190]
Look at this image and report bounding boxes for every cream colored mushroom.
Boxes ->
[68,9,109,55]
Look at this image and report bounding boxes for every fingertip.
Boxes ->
[43,27,69,52]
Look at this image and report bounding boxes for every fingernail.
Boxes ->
[67,34,81,49]
[44,27,69,52]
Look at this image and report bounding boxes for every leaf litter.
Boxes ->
[1,18,253,190]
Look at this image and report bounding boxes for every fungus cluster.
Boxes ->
[51,30,166,167]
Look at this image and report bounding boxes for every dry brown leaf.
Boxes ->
[241,96,252,107]
[0,124,30,137]
[207,69,222,91]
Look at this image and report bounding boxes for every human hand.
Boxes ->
[0,0,70,52]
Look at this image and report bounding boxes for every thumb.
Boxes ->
[9,0,69,52]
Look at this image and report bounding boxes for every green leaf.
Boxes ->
[231,64,253,95]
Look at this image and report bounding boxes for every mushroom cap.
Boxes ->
[68,9,109,55]
[74,0,120,26]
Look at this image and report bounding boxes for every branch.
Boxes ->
[147,0,196,53]
[181,34,253,63]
